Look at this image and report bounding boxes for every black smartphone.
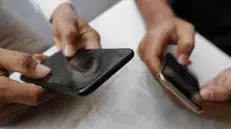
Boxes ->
[156,53,203,113]
[21,49,134,96]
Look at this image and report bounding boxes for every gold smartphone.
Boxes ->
[156,53,203,114]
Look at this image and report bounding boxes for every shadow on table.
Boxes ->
[10,95,93,128]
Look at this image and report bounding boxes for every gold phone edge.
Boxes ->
[156,73,203,114]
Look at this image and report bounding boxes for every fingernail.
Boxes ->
[200,89,214,100]
[36,64,51,77]
[178,54,188,64]
[64,43,75,57]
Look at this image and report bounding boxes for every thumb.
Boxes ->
[82,31,100,49]
[176,20,195,65]
[60,24,78,57]
[200,85,231,101]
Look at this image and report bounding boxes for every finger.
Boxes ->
[148,56,162,78]
[52,23,63,51]
[33,54,47,61]
[200,85,231,101]
[53,36,62,50]
[32,54,48,63]
[75,15,101,49]
[176,20,195,65]
[0,49,50,78]
[60,22,79,57]
[140,38,161,77]
[144,27,173,76]
[79,29,100,49]
[0,76,55,105]
[202,80,216,88]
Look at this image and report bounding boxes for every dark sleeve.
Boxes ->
[169,0,179,13]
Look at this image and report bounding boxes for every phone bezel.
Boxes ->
[156,72,203,114]
[20,49,135,96]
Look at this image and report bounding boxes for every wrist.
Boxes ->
[147,4,175,28]
[148,12,175,27]
[137,0,175,28]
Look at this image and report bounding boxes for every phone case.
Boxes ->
[21,49,134,96]
[156,53,203,113]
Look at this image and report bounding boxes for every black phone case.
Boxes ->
[21,49,134,96]
[162,53,200,99]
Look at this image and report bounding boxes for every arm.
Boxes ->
[136,0,174,28]
[136,0,194,67]
[136,0,222,117]
[29,0,72,21]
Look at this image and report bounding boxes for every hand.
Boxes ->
[138,16,201,115]
[199,68,231,117]
[0,48,54,125]
[138,16,195,76]
[163,85,230,118]
[51,3,100,57]
[201,68,231,101]
[157,68,231,118]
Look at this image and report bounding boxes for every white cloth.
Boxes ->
[28,0,72,21]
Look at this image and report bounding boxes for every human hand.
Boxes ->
[0,48,54,125]
[51,3,100,57]
[200,68,231,102]
[138,16,195,76]
[138,16,200,115]
[158,68,231,118]
[199,68,231,117]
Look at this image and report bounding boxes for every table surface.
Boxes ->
[7,0,231,129]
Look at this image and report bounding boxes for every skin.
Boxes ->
[136,0,231,117]
[51,3,100,57]
[0,49,53,125]
[0,3,101,125]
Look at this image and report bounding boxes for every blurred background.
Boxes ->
[2,0,120,41]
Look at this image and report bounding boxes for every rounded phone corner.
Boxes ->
[77,88,91,96]
[129,49,135,58]
[77,81,102,96]
[194,108,203,114]
[156,72,163,81]
[118,48,135,59]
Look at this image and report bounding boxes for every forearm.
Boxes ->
[29,0,72,21]
[136,0,175,28]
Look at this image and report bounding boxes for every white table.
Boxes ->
[8,0,231,129]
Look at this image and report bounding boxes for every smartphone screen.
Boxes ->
[21,49,134,96]
[162,53,200,100]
